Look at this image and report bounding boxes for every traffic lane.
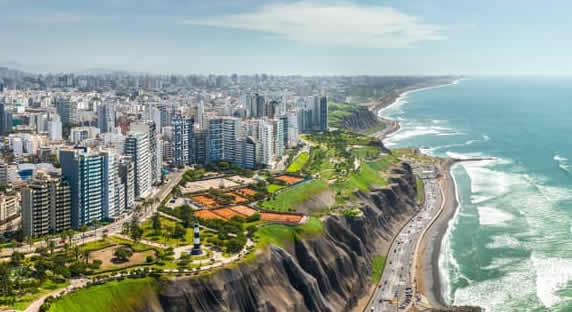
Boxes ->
[369,179,440,311]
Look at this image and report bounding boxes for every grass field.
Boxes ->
[80,239,115,252]
[266,184,285,193]
[255,217,323,248]
[334,155,399,200]
[286,152,309,173]
[5,280,69,311]
[261,180,328,212]
[49,278,156,312]
[371,255,387,283]
[416,177,425,204]
[295,217,323,236]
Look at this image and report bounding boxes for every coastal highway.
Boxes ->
[367,166,442,312]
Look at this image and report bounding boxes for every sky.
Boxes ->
[2,0,572,75]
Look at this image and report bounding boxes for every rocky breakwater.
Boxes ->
[138,163,420,312]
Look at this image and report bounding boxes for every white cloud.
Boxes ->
[182,1,445,48]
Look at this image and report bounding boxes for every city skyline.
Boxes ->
[3,0,572,75]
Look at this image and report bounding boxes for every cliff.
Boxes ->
[134,162,419,312]
[338,107,383,133]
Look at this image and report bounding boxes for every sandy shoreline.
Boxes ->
[416,159,459,307]
[372,78,462,308]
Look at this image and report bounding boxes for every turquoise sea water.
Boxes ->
[380,78,572,311]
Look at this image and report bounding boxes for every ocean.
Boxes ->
[380,77,572,311]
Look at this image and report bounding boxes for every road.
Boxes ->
[366,166,442,312]
[0,170,184,258]
[20,170,185,312]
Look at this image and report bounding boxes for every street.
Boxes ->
[367,166,442,312]
[0,169,184,259]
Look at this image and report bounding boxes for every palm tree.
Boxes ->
[43,235,50,249]
[48,240,56,256]
[25,236,33,252]
[79,224,89,244]
[82,249,90,264]
[72,246,81,262]
[66,229,74,246]
[93,220,100,238]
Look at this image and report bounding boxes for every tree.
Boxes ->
[26,236,33,250]
[129,221,143,243]
[0,264,13,301]
[225,238,244,254]
[93,220,101,237]
[113,247,133,262]
[246,213,261,223]
[72,246,81,262]
[65,229,74,246]
[10,251,24,266]
[48,240,56,256]
[79,224,89,244]
[172,224,186,240]
[82,249,90,264]
[151,213,162,234]
[180,205,193,228]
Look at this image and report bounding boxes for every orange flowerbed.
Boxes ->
[225,192,248,204]
[237,188,257,197]
[210,208,242,220]
[229,205,257,217]
[191,195,218,208]
[275,175,304,185]
[195,209,224,220]
[260,212,303,224]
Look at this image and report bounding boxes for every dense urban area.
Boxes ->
[0,67,456,312]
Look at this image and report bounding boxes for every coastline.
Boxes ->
[372,78,462,308]
[415,159,459,307]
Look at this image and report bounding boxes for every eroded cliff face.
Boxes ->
[139,163,420,312]
[339,108,382,133]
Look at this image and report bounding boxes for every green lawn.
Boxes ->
[416,177,425,204]
[371,255,387,283]
[49,278,157,312]
[80,239,115,252]
[107,237,156,252]
[286,152,309,173]
[266,184,285,193]
[140,217,194,248]
[255,224,297,248]
[255,217,323,248]
[5,279,69,311]
[295,217,323,236]
[261,180,328,212]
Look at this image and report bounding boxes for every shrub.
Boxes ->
[114,247,133,262]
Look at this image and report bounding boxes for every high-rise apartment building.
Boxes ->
[48,114,63,141]
[298,96,328,132]
[22,172,71,237]
[60,147,105,228]
[124,132,152,198]
[0,193,19,225]
[0,99,12,136]
[55,98,73,126]
[119,156,135,211]
[207,117,241,163]
[171,116,194,168]
[97,103,115,133]
[131,121,162,184]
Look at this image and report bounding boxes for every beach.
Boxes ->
[373,79,462,308]
[415,159,459,307]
